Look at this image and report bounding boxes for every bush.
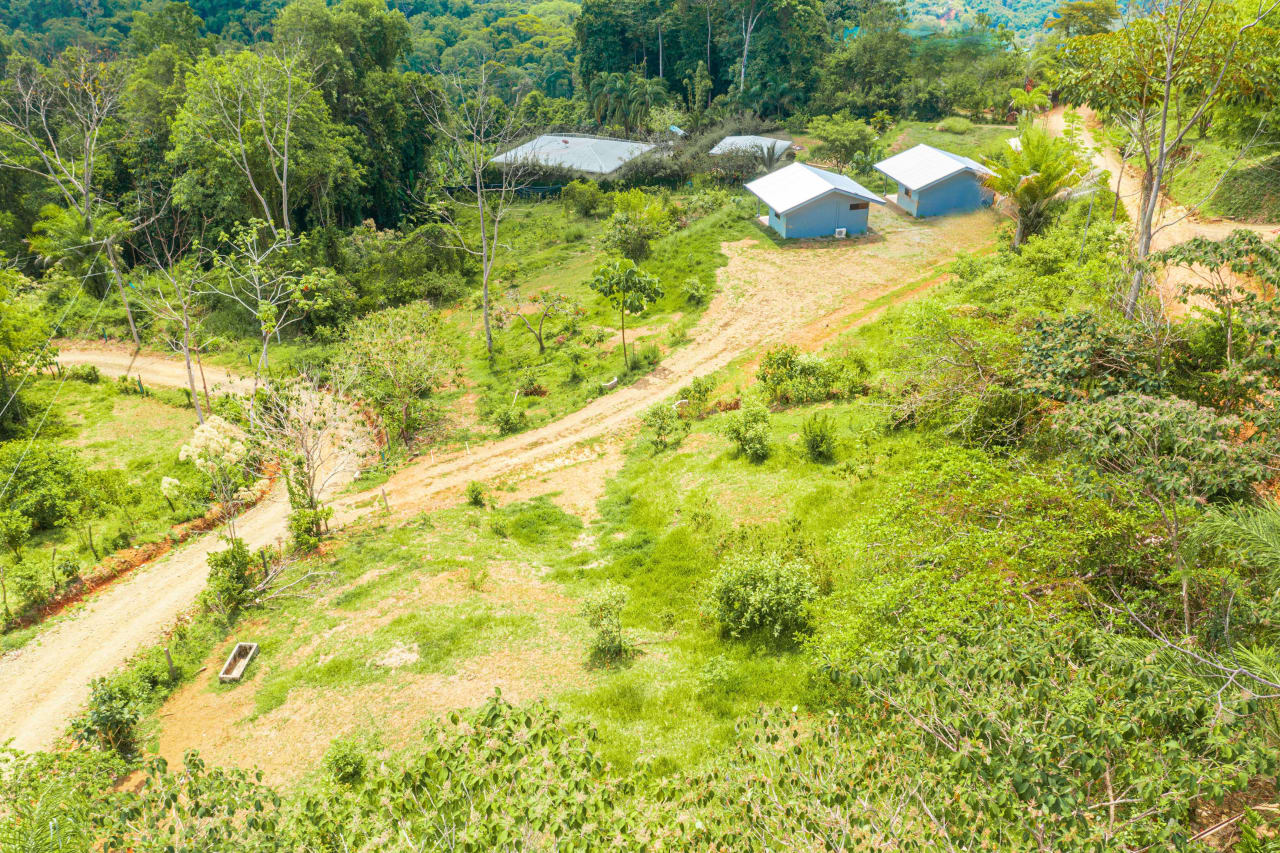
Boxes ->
[581,581,636,666]
[465,481,487,508]
[756,346,867,405]
[799,411,838,462]
[724,400,772,462]
[708,552,818,641]
[517,368,547,398]
[323,735,370,785]
[71,677,140,755]
[680,375,716,418]
[67,363,100,383]
[936,116,974,134]
[631,343,661,371]
[561,179,609,217]
[641,402,689,450]
[680,276,710,305]
[490,405,527,435]
[287,505,332,553]
[202,538,260,616]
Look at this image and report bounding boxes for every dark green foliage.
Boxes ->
[202,538,262,616]
[0,442,84,530]
[322,734,370,785]
[1020,310,1163,401]
[561,179,609,218]
[464,481,486,508]
[489,404,526,435]
[70,678,141,755]
[708,552,819,641]
[66,363,101,383]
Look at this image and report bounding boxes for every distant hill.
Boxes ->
[903,0,1058,37]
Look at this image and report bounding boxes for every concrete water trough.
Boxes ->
[219,642,259,683]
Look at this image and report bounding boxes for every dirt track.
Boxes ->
[0,349,352,753]
[336,208,998,522]
[1,209,997,753]
[1044,106,1278,308]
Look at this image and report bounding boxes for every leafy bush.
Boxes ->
[680,276,710,305]
[632,342,661,370]
[641,402,689,450]
[0,442,86,530]
[680,375,716,418]
[799,411,838,462]
[71,677,140,755]
[66,363,101,383]
[465,481,487,507]
[708,552,818,641]
[490,405,527,435]
[756,346,866,405]
[323,735,370,785]
[581,581,636,666]
[202,538,260,616]
[1020,311,1163,401]
[287,505,332,553]
[561,179,609,217]
[724,400,772,462]
[936,116,974,134]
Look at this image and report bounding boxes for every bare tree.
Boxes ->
[255,371,373,528]
[412,65,534,360]
[493,287,579,354]
[130,197,211,423]
[202,220,329,411]
[1060,0,1280,316]
[736,0,769,94]
[0,49,141,348]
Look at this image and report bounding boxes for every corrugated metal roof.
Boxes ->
[874,143,993,192]
[744,163,885,214]
[709,135,793,157]
[491,134,656,175]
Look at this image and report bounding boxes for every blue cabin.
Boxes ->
[874,144,993,218]
[745,163,885,239]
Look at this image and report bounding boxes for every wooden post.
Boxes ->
[380,488,390,513]
[165,646,177,682]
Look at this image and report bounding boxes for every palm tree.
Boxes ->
[752,141,789,173]
[1009,84,1052,122]
[982,125,1082,247]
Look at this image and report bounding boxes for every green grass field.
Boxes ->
[1166,138,1280,223]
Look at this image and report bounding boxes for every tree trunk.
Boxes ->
[181,310,205,424]
[620,308,628,371]
[476,175,494,358]
[658,23,664,79]
[1110,159,1123,223]
[106,241,142,351]
[194,346,213,413]
[1013,217,1026,248]
[84,523,99,560]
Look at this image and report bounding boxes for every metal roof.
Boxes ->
[874,143,993,192]
[491,134,656,175]
[744,163,885,215]
[709,135,793,158]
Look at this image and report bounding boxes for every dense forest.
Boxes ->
[3,0,1280,850]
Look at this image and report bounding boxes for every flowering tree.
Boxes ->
[179,415,252,539]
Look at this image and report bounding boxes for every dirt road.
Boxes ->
[2,208,997,753]
[0,349,354,753]
[338,208,998,522]
[1044,106,1277,306]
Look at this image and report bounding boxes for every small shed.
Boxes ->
[745,163,885,239]
[709,135,793,160]
[874,143,993,218]
[491,134,655,176]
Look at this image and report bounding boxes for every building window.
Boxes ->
[904,187,912,198]
[848,202,869,211]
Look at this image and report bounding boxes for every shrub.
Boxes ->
[724,401,772,462]
[490,405,527,435]
[799,411,838,462]
[756,346,866,405]
[517,368,547,398]
[680,276,710,305]
[631,343,661,371]
[71,677,140,755]
[323,735,370,785]
[561,179,609,217]
[936,116,974,134]
[287,505,332,553]
[465,481,487,507]
[202,538,259,616]
[641,402,689,450]
[708,552,818,641]
[67,363,100,383]
[581,581,636,666]
[680,375,716,418]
